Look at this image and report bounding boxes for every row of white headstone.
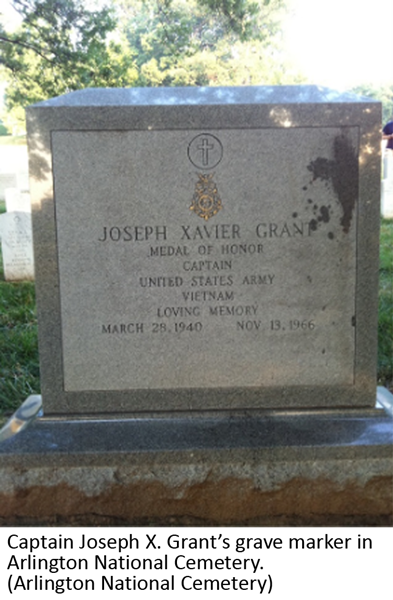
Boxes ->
[0,187,35,281]
[0,144,35,281]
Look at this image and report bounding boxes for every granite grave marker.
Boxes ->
[25,86,381,416]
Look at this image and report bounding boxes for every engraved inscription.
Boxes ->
[187,134,223,169]
[52,128,357,391]
[190,173,222,220]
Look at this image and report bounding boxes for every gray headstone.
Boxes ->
[25,86,381,416]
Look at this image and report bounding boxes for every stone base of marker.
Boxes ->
[1,389,392,527]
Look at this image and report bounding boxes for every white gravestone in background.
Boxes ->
[0,144,29,200]
[0,174,17,200]
[0,211,35,281]
[5,188,31,213]
[381,151,393,218]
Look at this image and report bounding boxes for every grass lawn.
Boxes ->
[378,219,393,386]
[0,198,39,419]
[0,209,392,421]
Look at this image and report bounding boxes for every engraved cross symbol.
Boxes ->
[197,137,214,167]
[188,133,223,170]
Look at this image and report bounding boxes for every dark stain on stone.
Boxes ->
[318,206,330,223]
[292,212,298,218]
[305,202,333,235]
[351,316,356,327]
[328,232,334,240]
[320,206,330,222]
[307,133,358,233]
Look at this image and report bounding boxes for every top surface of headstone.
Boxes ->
[31,85,377,107]
[26,86,381,416]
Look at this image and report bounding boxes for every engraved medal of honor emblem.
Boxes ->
[191,173,222,221]
[187,134,223,220]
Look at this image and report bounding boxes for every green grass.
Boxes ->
[378,219,393,387]
[0,281,39,414]
[0,219,392,420]
[0,199,39,419]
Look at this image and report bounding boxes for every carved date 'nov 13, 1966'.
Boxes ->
[101,319,317,335]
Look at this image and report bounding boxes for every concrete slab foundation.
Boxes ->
[0,389,392,527]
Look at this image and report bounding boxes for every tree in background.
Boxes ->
[2,1,392,135]
[0,0,302,130]
[0,0,137,130]
[118,0,302,87]
[351,83,393,124]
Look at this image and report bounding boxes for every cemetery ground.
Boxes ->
[0,204,392,425]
